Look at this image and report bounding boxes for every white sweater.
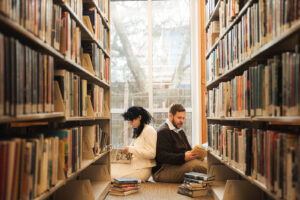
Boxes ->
[128,125,157,169]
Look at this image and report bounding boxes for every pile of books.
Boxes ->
[110,177,141,196]
[178,172,215,198]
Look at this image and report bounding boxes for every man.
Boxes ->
[152,104,207,183]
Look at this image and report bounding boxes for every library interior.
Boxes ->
[0,0,299,199]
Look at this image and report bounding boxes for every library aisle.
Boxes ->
[106,181,214,200]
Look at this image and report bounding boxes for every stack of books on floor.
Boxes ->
[110,178,141,196]
[178,172,215,198]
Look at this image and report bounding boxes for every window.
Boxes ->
[111,0,191,147]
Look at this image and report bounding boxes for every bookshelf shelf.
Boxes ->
[0,112,65,124]
[65,116,111,122]
[206,20,300,89]
[205,0,220,30]
[205,0,253,59]
[0,14,109,89]
[83,0,110,29]
[33,150,110,200]
[208,151,280,200]
[206,57,251,89]
[0,14,63,58]
[210,181,226,200]
[56,57,110,89]
[34,180,65,200]
[91,181,111,200]
[207,116,300,124]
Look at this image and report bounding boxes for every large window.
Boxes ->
[111,0,191,147]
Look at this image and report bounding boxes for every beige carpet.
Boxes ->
[105,182,213,200]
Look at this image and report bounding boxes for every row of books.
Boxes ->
[178,172,215,198]
[0,125,109,200]
[0,34,54,116]
[207,124,300,199]
[218,0,249,34]
[207,0,300,81]
[206,48,300,117]
[64,0,83,21]
[83,7,110,51]
[110,178,141,196]
[0,0,54,45]
[82,41,110,83]
[0,0,109,61]
[54,70,106,117]
[0,128,81,200]
[61,12,82,64]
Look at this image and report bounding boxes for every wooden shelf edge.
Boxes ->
[33,150,110,200]
[206,116,300,124]
[206,21,300,89]
[0,112,65,124]
[65,116,111,122]
[206,58,251,89]
[91,181,111,200]
[205,0,220,30]
[251,21,300,59]
[206,0,253,58]
[210,181,226,200]
[59,57,110,88]
[208,151,280,200]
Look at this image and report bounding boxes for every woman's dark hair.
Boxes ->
[122,106,153,138]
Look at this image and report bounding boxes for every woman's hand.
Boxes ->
[122,146,129,154]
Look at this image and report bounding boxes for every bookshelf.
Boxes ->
[0,0,111,200]
[205,0,300,200]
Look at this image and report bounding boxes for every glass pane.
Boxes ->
[111,1,149,147]
[111,1,149,110]
[110,0,192,148]
[152,0,191,109]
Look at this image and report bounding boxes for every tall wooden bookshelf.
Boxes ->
[0,0,111,200]
[205,0,300,200]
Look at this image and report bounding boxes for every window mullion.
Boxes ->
[148,0,153,115]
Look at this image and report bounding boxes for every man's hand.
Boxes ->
[122,146,129,154]
[185,151,199,161]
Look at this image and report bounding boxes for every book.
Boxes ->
[112,183,140,188]
[110,149,132,164]
[110,189,138,196]
[113,177,140,184]
[184,172,215,181]
[191,145,207,160]
[177,185,208,197]
[111,186,140,192]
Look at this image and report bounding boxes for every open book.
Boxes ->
[111,149,132,164]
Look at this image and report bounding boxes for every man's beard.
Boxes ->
[172,119,182,129]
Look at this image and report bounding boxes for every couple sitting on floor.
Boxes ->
[111,104,207,183]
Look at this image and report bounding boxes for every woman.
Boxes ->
[111,106,157,182]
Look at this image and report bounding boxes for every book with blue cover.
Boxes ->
[113,177,140,184]
[184,172,215,181]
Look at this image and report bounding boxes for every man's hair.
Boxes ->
[169,104,186,116]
